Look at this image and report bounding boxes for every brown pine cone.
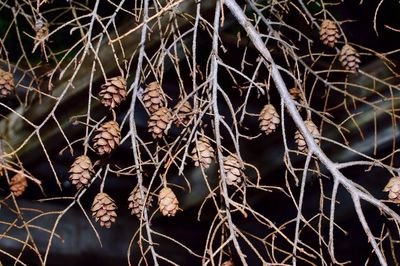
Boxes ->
[148,107,171,139]
[384,176,400,204]
[173,100,192,127]
[289,87,306,110]
[142,81,166,114]
[191,136,215,169]
[221,260,234,266]
[92,121,121,155]
[294,120,320,153]
[259,104,280,135]
[9,172,28,197]
[91,192,117,228]
[319,19,340,48]
[158,187,179,217]
[34,17,49,44]
[0,69,15,98]
[99,76,127,109]
[223,154,243,186]
[128,185,153,219]
[68,155,94,189]
[339,44,361,72]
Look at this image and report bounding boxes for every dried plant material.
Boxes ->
[339,44,361,72]
[259,104,280,135]
[34,17,49,45]
[173,100,192,127]
[320,19,340,47]
[9,172,27,197]
[0,69,14,98]
[384,176,400,204]
[294,120,320,153]
[92,121,121,155]
[128,185,153,219]
[158,187,179,217]
[68,155,94,189]
[223,154,243,186]
[99,76,127,109]
[289,87,306,110]
[191,136,215,169]
[221,260,234,266]
[148,107,171,139]
[91,192,117,228]
[143,81,166,114]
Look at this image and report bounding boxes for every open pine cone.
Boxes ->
[92,121,121,155]
[148,107,172,139]
[142,81,166,114]
[91,192,117,228]
[128,185,153,220]
[294,120,320,153]
[9,172,28,197]
[384,176,400,204]
[221,260,235,266]
[259,104,280,135]
[69,155,94,189]
[339,44,361,72]
[158,187,179,217]
[0,69,15,98]
[319,19,340,47]
[289,87,306,110]
[34,17,49,44]
[99,76,127,109]
[191,136,215,169]
[173,100,192,127]
[223,154,243,186]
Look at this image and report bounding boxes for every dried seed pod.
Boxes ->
[319,19,340,47]
[99,76,127,109]
[92,121,121,155]
[158,187,179,217]
[339,44,361,72]
[384,176,400,204]
[223,154,243,186]
[294,120,320,153]
[259,104,280,135]
[91,192,117,228]
[142,81,166,114]
[9,172,28,197]
[147,107,172,139]
[128,185,153,219]
[173,100,192,127]
[191,136,215,169]
[0,69,15,98]
[68,155,94,189]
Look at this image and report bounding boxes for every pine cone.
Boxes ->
[173,100,192,127]
[68,155,94,189]
[9,172,28,197]
[158,187,179,217]
[92,121,121,155]
[34,17,49,43]
[128,185,153,219]
[148,107,171,139]
[289,87,306,110]
[142,81,166,114]
[221,260,234,266]
[0,69,15,98]
[259,104,280,135]
[91,192,117,228]
[384,176,400,204]
[191,136,215,169]
[294,120,320,153]
[339,44,361,72]
[99,76,127,109]
[223,155,243,186]
[319,19,340,47]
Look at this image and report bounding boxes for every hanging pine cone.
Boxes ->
[223,154,243,186]
[384,176,400,204]
[34,17,49,44]
[68,155,94,189]
[0,69,15,98]
[173,100,192,127]
[147,107,171,139]
[259,104,280,135]
[128,185,153,219]
[91,192,117,228]
[339,44,361,72]
[158,187,179,217]
[142,81,166,114]
[221,260,234,266]
[319,19,340,47]
[9,172,28,197]
[191,136,215,169]
[294,120,320,153]
[92,121,121,155]
[99,76,127,109]
[289,87,306,110]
